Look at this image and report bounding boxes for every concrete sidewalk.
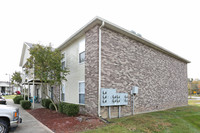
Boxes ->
[7,99,53,133]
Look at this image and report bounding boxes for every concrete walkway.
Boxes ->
[7,99,53,133]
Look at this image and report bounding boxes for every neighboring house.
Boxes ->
[0,81,13,95]
[20,17,190,118]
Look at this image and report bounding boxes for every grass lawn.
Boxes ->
[84,100,200,133]
[3,95,17,99]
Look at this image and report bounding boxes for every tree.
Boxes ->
[25,44,69,111]
[11,71,22,92]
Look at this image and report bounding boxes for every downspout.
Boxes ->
[98,21,105,117]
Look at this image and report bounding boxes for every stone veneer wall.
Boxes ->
[52,85,60,103]
[100,27,188,118]
[81,25,188,118]
[81,25,100,116]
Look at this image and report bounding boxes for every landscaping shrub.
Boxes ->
[49,103,58,110]
[63,103,79,116]
[44,99,52,108]
[58,102,66,113]
[41,99,46,107]
[13,96,23,104]
[20,100,31,109]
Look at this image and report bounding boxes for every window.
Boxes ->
[49,87,53,100]
[79,51,85,63]
[61,53,65,70]
[79,82,85,104]
[61,83,65,101]
[61,61,65,70]
[79,38,85,63]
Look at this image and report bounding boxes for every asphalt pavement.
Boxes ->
[7,99,53,133]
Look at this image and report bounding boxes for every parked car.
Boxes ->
[15,91,21,95]
[0,95,6,105]
[0,105,22,133]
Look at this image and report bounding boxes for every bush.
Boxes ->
[63,103,79,116]
[20,100,31,109]
[41,99,46,107]
[13,96,23,104]
[58,102,66,113]
[49,103,58,110]
[44,99,52,109]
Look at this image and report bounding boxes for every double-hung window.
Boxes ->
[61,53,65,70]
[79,39,85,63]
[79,82,85,104]
[61,83,65,101]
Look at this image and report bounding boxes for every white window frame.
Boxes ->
[79,81,85,105]
[60,83,65,102]
[78,38,85,64]
[61,52,66,70]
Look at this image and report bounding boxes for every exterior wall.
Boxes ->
[82,25,100,116]
[61,36,85,104]
[47,84,60,103]
[22,45,31,67]
[100,27,188,118]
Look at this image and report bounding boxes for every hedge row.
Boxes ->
[58,102,65,113]
[58,102,79,116]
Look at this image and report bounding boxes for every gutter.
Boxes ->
[98,21,105,117]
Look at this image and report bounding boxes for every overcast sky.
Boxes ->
[0,0,199,81]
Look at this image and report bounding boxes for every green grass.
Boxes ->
[3,95,17,99]
[83,100,200,133]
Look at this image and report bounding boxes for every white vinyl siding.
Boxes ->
[61,36,85,104]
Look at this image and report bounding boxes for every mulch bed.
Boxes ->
[27,108,104,133]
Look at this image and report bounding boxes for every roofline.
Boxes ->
[58,16,190,63]
[19,42,32,67]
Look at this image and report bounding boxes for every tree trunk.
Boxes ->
[41,83,58,112]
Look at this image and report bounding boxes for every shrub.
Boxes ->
[13,96,23,104]
[49,103,58,110]
[58,102,66,113]
[20,100,31,109]
[63,103,79,116]
[41,99,46,107]
[44,99,52,108]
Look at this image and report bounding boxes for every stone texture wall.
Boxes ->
[83,25,100,116]
[100,27,188,118]
[52,85,60,103]
[82,25,188,118]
